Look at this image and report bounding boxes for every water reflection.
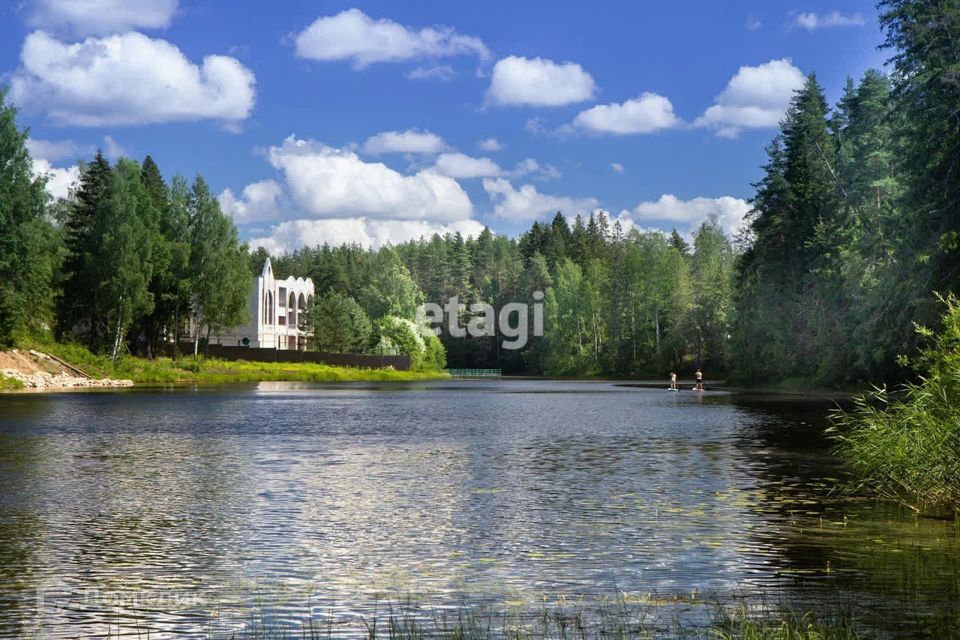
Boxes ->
[0,381,957,637]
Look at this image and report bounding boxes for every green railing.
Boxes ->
[445,368,502,378]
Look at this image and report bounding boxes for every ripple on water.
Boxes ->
[0,381,957,638]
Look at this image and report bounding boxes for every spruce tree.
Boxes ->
[57,150,111,343]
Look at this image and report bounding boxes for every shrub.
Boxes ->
[829,295,960,511]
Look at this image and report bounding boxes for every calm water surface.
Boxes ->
[0,380,957,637]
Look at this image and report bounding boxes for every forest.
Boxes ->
[1,0,958,387]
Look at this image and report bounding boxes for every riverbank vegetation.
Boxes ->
[830,296,960,512]
[0,374,24,390]
[8,339,444,385]
[162,598,861,640]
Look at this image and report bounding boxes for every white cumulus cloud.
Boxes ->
[433,153,502,179]
[10,31,256,127]
[572,93,681,135]
[294,8,489,69]
[486,56,596,107]
[694,58,805,138]
[31,157,80,201]
[218,180,284,224]
[250,218,486,253]
[477,137,502,152]
[362,129,447,155]
[483,178,597,221]
[267,136,472,222]
[627,194,750,235]
[27,0,178,36]
[791,11,866,30]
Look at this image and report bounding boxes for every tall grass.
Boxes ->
[152,598,862,640]
[221,603,861,639]
[829,295,960,512]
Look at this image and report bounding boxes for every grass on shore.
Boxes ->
[14,339,448,385]
[0,374,24,390]
[828,295,960,513]
[193,600,861,640]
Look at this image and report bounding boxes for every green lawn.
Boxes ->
[15,339,448,385]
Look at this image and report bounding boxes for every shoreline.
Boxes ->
[0,345,448,393]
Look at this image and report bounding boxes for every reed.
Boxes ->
[77,595,859,640]
[828,295,960,512]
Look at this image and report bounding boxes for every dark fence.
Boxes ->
[166,343,411,371]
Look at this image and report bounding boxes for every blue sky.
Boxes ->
[1,0,886,251]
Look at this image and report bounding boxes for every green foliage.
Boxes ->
[303,291,372,353]
[691,217,735,368]
[187,175,251,353]
[0,375,24,390]
[15,336,443,385]
[0,89,59,346]
[97,158,157,362]
[422,330,447,371]
[356,248,422,321]
[711,606,860,640]
[830,295,960,511]
[57,150,112,344]
[544,258,589,375]
[376,315,445,371]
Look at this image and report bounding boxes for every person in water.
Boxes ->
[695,369,703,391]
[669,372,677,390]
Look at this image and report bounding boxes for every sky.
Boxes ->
[0,0,887,253]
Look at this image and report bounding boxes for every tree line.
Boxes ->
[1,0,955,385]
[249,0,960,384]
[264,215,734,376]
[0,94,250,362]
[732,0,960,386]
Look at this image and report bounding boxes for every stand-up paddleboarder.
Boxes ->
[695,369,704,391]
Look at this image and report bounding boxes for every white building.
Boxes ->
[212,258,315,350]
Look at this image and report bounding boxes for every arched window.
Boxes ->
[266,291,273,325]
[288,292,296,327]
[298,293,306,311]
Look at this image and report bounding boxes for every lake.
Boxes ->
[0,380,957,637]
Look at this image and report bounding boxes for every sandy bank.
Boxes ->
[0,349,133,390]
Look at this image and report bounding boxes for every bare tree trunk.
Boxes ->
[193,313,202,356]
[655,307,661,356]
[111,294,125,364]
